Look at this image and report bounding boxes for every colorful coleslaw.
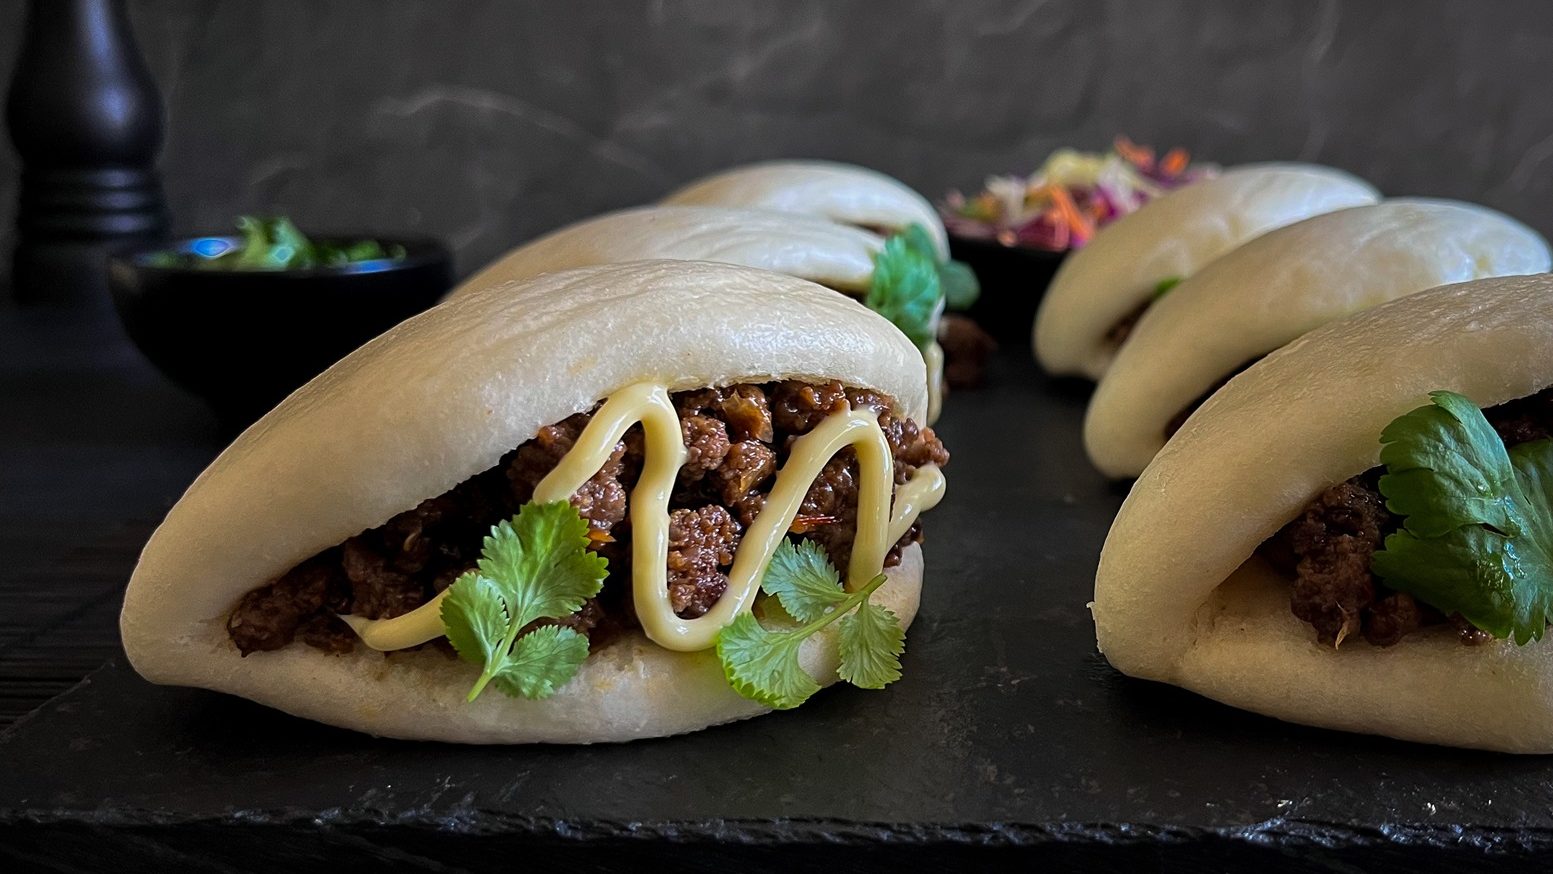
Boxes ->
[941,137,1217,251]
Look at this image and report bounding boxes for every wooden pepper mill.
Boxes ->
[5,0,169,306]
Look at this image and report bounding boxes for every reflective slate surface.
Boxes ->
[1,353,1549,871]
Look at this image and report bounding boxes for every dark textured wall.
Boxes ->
[4,0,1553,278]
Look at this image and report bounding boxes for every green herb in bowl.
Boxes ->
[147,217,407,271]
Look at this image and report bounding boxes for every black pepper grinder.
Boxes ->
[5,0,169,306]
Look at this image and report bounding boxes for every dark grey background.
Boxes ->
[4,0,1553,278]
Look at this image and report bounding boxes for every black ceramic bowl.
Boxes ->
[949,235,1068,348]
[109,234,454,428]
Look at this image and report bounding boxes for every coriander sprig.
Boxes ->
[441,501,608,702]
[1371,390,1553,644]
[867,230,944,349]
[894,223,980,310]
[716,540,906,709]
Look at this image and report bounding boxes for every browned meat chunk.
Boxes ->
[341,536,425,620]
[1104,299,1151,349]
[771,379,848,434]
[1364,592,1425,647]
[939,313,997,389]
[226,555,347,655]
[713,440,777,506]
[719,384,774,443]
[679,414,731,485]
[1284,478,1389,646]
[666,505,741,618]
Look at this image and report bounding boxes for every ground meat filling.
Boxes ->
[939,314,997,389]
[226,380,948,656]
[1104,299,1153,350]
[1267,386,1553,647]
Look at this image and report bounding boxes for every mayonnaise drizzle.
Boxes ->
[340,381,945,654]
[924,340,944,425]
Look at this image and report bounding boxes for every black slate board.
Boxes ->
[3,353,1552,872]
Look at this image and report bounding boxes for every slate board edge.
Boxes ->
[2,807,1551,853]
[3,663,1551,856]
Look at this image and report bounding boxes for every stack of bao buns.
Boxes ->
[1093,275,1553,752]
[661,159,950,259]
[1031,163,1551,478]
[1049,163,1553,750]
[122,160,963,744]
[1034,163,1382,380]
[1085,198,1551,477]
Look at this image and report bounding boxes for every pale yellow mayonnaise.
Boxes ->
[341,381,945,654]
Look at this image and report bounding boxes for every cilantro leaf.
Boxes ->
[716,553,905,709]
[441,572,508,667]
[191,216,405,271]
[491,625,591,699]
[938,258,981,310]
[716,613,821,710]
[440,501,609,702]
[866,232,944,349]
[761,539,849,622]
[233,216,304,270]
[1371,391,1553,644]
[895,223,941,261]
[838,599,905,689]
[893,223,979,311]
[1152,276,1182,300]
[1376,391,1520,538]
[477,502,608,628]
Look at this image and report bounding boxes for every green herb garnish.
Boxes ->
[867,230,945,349]
[937,258,981,310]
[1371,390,1553,644]
[895,223,980,310]
[161,216,406,271]
[1152,276,1183,300]
[441,501,609,702]
[716,540,905,709]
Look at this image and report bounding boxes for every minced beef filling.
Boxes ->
[1265,386,1553,647]
[1104,299,1152,350]
[226,381,949,656]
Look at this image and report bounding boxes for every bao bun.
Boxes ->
[121,260,928,743]
[1034,163,1380,379]
[449,205,884,299]
[663,159,949,259]
[1092,274,1553,752]
[1084,199,1551,478]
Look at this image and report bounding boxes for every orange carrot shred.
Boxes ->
[1048,184,1095,242]
[1114,135,1154,170]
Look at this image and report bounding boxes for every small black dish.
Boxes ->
[949,235,1068,348]
[109,234,454,429]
